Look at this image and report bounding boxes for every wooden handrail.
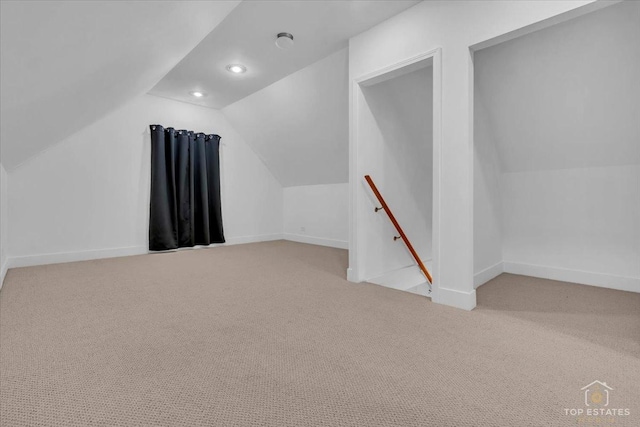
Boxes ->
[364,175,433,285]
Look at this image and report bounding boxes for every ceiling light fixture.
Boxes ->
[190,91,206,98]
[226,64,247,74]
[275,32,294,50]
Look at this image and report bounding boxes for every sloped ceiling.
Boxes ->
[0,0,240,170]
[474,0,640,173]
[149,0,419,109]
[223,49,348,187]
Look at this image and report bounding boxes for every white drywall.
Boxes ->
[150,1,418,109]
[473,85,503,286]
[474,1,640,292]
[283,184,348,249]
[349,0,601,310]
[0,0,239,170]
[502,166,640,290]
[7,95,283,266]
[474,1,640,174]
[224,49,348,187]
[358,66,433,279]
[0,164,8,287]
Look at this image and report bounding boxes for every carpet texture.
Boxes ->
[1,240,638,426]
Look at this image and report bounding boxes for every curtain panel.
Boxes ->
[149,125,224,251]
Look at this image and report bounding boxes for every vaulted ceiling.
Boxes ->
[150,1,420,187]
[149,0,419,109]
[474,0,640,173]
[0,0,240,170]
[224,48,349,187]
[1,0,419,190]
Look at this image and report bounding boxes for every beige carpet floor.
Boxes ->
[1,240,638,426]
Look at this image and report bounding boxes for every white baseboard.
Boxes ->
[503,261,640,294]
[474,261,504,289]
[5,234,285,271]
[223,233,283,246]
[8,245,148,269]
[283,233,348,249]
[0,259,8,291]
[346,267,359,283]
[432,287,476,311]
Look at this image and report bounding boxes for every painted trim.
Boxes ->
[349,47,443,290]
[348,54,361,282]
[431,47,443,294]
[353,48,441,86]
[8,246,148,269]
[470,0,620,52]
[467,48,476,296]
[0,259,8,290]
[432,287,476,311]
[358,57,433,88]
[283,233,348,250]
[474,261,504,288]
[5,234,285,270]
[222,233,283,246]
[503,261,640,294]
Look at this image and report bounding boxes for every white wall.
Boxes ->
[8,94,283,267]
[474,1,640,174]
[502,166,640,291]
[0,1,239,170]
[349,0,600,310]
[473,87,503,286]
[0,163,8,287]
[224,48,348,187]
[358,66,433,279]
[283,183,348,249]
[474,1,640,292]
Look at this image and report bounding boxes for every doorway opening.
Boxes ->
[472,1,640,293]
[350,51,441,297]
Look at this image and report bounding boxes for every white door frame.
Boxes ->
[348,47,442,292]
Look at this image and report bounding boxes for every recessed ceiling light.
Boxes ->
[190,91,206,98]
[226,64,246,74]
[275,32,294,50]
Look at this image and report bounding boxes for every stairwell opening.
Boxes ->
[351,55,438,296]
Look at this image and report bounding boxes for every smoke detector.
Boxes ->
[275,32,294,50]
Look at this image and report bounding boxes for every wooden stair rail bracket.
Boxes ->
[364,175,433,285]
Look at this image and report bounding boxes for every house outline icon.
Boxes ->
[581,381,613,407]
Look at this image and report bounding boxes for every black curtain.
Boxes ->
[149,124,224,251]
